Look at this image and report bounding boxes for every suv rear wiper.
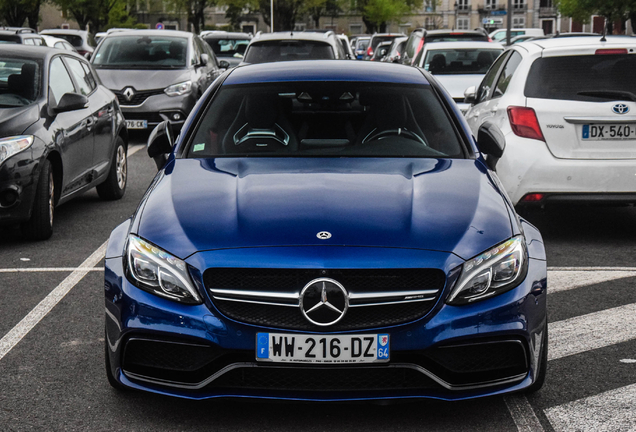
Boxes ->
[577,90,636,102]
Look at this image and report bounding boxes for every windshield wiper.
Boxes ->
[577,90,636,102]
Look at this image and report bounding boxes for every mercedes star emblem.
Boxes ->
[300,278,348,326]
[317,231,332,240]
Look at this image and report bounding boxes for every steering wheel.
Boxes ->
[363,128,426,145]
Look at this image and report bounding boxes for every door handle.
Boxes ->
[86,117,95,131]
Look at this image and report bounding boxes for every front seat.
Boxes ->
[222,93,298,153]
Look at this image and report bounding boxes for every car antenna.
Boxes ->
[600,18,607,42]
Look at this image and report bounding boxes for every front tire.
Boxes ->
[21,159,54,241]
[96,137,127,200]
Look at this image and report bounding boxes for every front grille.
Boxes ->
[123,338,219,372]
[205,268,446,331]
[209,366,438,391]
[113,88,164,106]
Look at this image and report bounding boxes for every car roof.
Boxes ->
[423,41,504,50]
[224,60,429,85]
[516,35,636,53]
[103,29,193,38]
[0,44,85,60]
[426,29,486,36]
[251,31,336,43]
[40,29,88,35]
[202,31,251,39]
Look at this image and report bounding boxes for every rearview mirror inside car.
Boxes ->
[464,86,476,104]
[147,121,174,170]
[477,121,505,170]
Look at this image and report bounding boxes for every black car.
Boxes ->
[201,31,251,69]
[0,45,128,240]
[362,33,406,60]
[91,30,223,132]
[0,28,46,46]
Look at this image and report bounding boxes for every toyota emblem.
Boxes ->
[299,278,348,326]
[317,231,331,240]
[612,103,629,115]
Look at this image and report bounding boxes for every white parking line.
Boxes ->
[128,144,145,156]
[548,303,636,361]
[544,383,636,432]
[0,267,104,273]
[0,241,107,362]
[548,270,636,294]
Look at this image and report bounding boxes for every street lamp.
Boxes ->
[454,1,458,30]
[271,0,274,32]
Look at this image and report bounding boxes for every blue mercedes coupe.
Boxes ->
[104,60,548,401]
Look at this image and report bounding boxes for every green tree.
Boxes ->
[220,0,303,31]
[169,0,217,33]
[352,0,423,33]
[52,0,137,32]
[304,0,343,29]
[0,0,42,28]
[555,0,633,32]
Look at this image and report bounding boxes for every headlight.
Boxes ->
[0,135,34,165]
[126,235,201,304]
[164,81,192,97]
[446,236,527,305]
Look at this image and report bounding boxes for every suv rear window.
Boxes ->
[244,41,334,63]
[53,34,83,48]
[187,82,465,158]
[525,54,636,101]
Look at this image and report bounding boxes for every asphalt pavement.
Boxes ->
[1,136,635,431]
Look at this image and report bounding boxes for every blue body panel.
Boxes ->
[224,60,430,85]
[137,158,512,260]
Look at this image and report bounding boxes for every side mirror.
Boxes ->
[218,60,230,69]
[477,121,505,170]
[464,86,477,104]
[200,53,209,66]
[379,49,388,57]
[84,52,92,60]
[55,93,88,113]
[147,121,174,170]
[393,54,401,63]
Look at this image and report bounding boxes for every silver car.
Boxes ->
[91,30,223,132]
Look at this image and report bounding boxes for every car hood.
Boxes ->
[0,104,40,137]
[137,158,513,260]
[434,74,485,99]
[93,68,191,91]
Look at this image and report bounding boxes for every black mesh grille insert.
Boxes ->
[210,366,438,391]
[123,339,219,372]
[113,88,164,106]
[205,268,446,330]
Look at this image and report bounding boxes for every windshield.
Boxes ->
[92,36,188,69]
[423,48,502,74]
[186,82,465,158]
[0,58,40,107]
[204,38,250,58]
[244,41,335,63]
[52,34,83,47]
[525,54,636,102]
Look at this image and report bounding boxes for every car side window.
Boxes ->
[202,41,219,69]
[191,39,201,66]
[493,51,523,98]
[64,57,93,96]
[24,38,34,45]
[49,57,76,105]
[475,51,510,104]
[33,38,44,46]
[80,62,98,90]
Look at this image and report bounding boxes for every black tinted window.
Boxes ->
[54,34,83,47]
[0,58,40,106]
[423,48,503,74]
[244,41,334,63]
[187,82,465,158]
[525,54,636,101]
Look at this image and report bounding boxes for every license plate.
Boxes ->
[125,119,147,129]
[256,333,390,364]
[582,124,636,140]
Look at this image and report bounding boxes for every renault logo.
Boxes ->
[612,103,629,115]
[300,278,348,326]
[122,87,135,102]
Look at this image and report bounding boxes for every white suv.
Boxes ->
[464,36,636,207]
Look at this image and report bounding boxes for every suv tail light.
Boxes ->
[367,47,373,57]
[507,106,545,142]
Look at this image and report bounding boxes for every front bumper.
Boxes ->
[104,246,547,401]
[0,149,38,226]
[497,133,636,205]
[117,91,197,131]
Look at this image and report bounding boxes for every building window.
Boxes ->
[456,17,469,30]
[512,16,525,28]
[485,0,497,10]
[457,0,469,11]
[425,16,436,30]
[294,23,306,31]
[350,24,363,34]
[513,0,525,9]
